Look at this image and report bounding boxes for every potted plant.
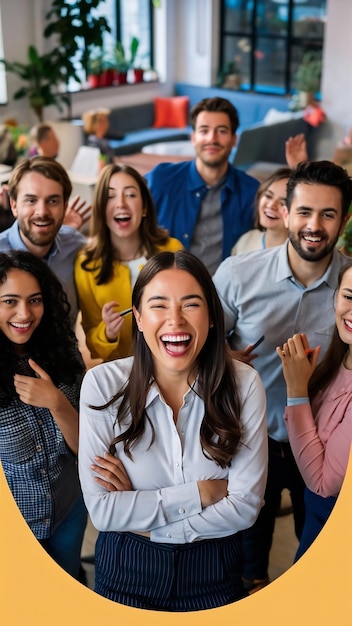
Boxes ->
[113,36,140,84]
[87,49,103,88]
[0,45,71,121]
[294,51,322,108]
[44,0,111,82]
[218,58,242,90]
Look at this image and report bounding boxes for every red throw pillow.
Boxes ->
[153,96,190,128]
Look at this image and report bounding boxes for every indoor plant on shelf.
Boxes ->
[294,51,322,109]
[44,0,111,83]
[113,36,140,84]
[87,49,104,88]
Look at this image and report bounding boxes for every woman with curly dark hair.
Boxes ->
[78,250,268,611]
[0,250,87,579]
[74,163,183,363]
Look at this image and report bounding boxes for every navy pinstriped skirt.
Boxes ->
[94,531,247,611]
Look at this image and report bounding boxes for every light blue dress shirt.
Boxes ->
[0,221,85,321]
[213,242,349,442]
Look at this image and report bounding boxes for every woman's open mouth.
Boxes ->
[160,333,191,354]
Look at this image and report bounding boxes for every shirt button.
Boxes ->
[179,508,185,515]
[36,445,41,452]
[46,494,51,500]
[37,420,43,426]
[45,518,50,525]
[175,462,179,467]
[166,533,171,538]
[196,192,200,197]
[40,469,46,476]
[183,233,189,239]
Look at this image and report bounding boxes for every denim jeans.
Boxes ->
[40,496,87,579]
[295,487,337,562]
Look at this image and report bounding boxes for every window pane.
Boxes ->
[221,35,252,88]
[255,36,287,94]
[256,0,289,37]
[120,0,151,68]
[223,0,253,34]
[292,0,327,39]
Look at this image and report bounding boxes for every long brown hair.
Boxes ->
[95,251,243,468]
[309,261,352,399]
[80,163,170,284]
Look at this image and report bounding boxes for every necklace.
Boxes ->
[117,244,144,262]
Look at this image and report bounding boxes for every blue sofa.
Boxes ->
[104,83,322,166]
[105,102,191,155]
[174,83,292,129]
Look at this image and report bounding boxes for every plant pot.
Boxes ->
[88,74,101,89]
[100,68,116,87]
[133,68,144,83]
[116,71,128,85]
[298,91,314,109]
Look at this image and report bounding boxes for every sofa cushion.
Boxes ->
[109,127,192,156]
[107,103,155,137]
[153,96,190,128]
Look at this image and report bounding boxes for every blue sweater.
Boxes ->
[145,160,259,261]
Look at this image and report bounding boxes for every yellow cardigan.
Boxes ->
[74,238,183,362]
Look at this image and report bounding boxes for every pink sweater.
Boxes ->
[284,363,352,498]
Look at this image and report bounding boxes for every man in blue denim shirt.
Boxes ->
[145,97,259,275]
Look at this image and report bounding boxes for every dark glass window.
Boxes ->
[219,0,326,95]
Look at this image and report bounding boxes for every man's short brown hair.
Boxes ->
[8,156,72,204]
[190,97,240,134]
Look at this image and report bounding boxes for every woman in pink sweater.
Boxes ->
[277,261,352,560]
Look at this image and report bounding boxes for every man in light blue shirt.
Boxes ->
[0,157,85,322]
[213,159,352,593]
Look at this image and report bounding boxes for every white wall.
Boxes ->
[319,0,352,157]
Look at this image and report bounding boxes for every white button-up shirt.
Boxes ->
[78,356,268,543]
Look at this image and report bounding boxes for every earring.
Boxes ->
[209,322,214,328]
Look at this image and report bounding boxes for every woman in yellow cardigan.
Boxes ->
[74,163,183,362]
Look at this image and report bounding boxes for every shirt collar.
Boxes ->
[8,221,60,258]
[188,160,233,191]
[276,240,344,289]
[145,378,200,408]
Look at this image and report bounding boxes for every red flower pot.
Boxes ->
[116,71,128,85]
[133,68,144,83]
[100,69,116,87]
[88,74,101,88]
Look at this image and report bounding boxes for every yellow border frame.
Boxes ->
[1,451,351,626]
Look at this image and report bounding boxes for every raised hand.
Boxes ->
[285,133,308,168]
[63,195,92,230]
[102,301,126,342]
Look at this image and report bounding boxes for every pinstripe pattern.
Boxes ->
[94,531,247,611]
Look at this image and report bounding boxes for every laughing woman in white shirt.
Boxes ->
[78,250,268,611]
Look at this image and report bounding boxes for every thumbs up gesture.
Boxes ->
[14,358,60,411]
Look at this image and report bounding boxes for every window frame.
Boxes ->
[219,0,326,96]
